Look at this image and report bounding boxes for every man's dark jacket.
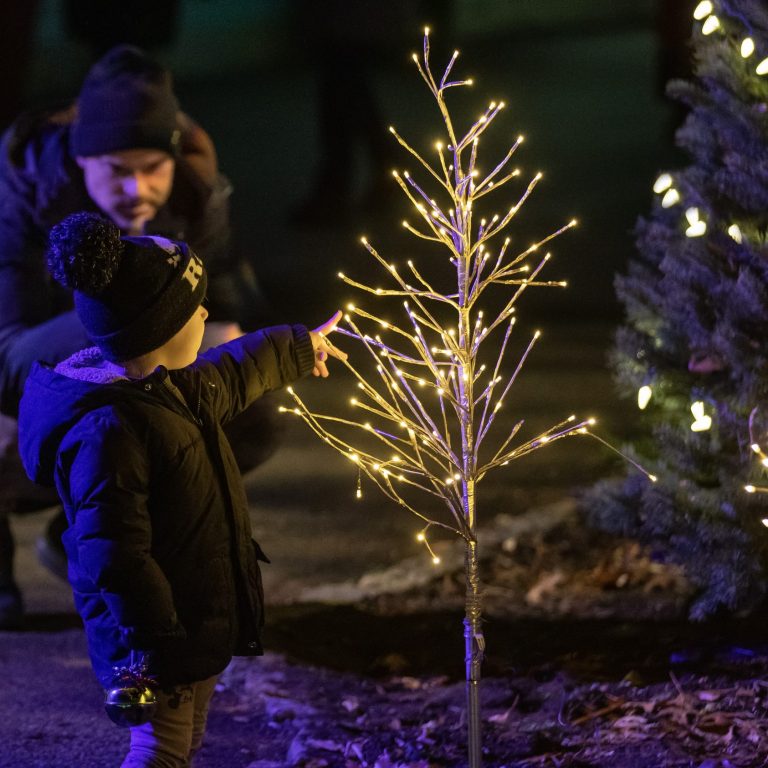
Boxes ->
[0,105,245,417]
[18,327,315,687]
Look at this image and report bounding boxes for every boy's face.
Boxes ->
[77,148,175,235]
[162,303,208,369]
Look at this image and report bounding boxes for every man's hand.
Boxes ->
[309,311,348,377]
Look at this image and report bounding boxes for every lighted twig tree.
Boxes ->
[282,30,653,766]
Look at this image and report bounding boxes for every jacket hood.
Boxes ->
[18,347,129,487]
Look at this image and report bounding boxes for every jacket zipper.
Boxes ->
[151,374,260,648]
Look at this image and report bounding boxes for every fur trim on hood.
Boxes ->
[54,346,129,384]
[18,348,135,487]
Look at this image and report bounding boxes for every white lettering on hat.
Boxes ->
[182,254,204,290]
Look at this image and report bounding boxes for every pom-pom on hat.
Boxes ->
[47,213,207,362]
[70,45,181,158]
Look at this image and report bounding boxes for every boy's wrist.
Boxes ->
[291,324,315,378]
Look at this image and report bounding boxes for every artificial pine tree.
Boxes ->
[588,0,768,619]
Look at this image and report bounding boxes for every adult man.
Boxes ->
[0,45,267,628]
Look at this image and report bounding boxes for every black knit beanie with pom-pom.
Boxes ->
[47,212,207,361]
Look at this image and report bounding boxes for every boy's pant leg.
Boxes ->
[121,675,218,768]
[189,675,219,760]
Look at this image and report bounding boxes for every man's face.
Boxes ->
[77,148,175,235]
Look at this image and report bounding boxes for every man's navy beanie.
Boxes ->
[70,45,181,158]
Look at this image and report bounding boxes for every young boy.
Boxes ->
[17,212,346,767]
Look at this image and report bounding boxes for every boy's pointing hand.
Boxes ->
[309,310,348,377]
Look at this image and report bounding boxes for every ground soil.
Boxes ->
[7,503,768,767]
[194,508,768,768]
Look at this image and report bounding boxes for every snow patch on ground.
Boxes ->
[299,499,578,603]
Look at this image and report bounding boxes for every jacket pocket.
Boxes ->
[175,554,232,622]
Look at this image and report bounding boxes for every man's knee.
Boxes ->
[0,412,59,511]
[0,412,17,460]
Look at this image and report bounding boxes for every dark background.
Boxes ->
[3,0,688,324]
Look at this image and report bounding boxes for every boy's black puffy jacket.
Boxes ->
[18,327,315,687]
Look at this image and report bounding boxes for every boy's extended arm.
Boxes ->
[190,312,347,425]
[191,324,316,425]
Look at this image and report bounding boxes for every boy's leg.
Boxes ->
[121,677,216,768]
[188,675,219,761]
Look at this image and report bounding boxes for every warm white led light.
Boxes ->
[693,1,713,20]
[638,385,652,410]
[701,15,720,35]
[691,416,712,432]
[690,401,712,431]
[661,188,680,208]
[741,37,755,58]
[653,173,673,194]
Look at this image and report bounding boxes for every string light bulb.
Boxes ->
[741,37,755,58]
[701,15,720,35]
[637,385,652,410]
[661,188,680,208]
[653,173,673,194]
[756,57,768,76]
[685,207,706,237]
[690,401,712,432]
[693,1,713,20]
